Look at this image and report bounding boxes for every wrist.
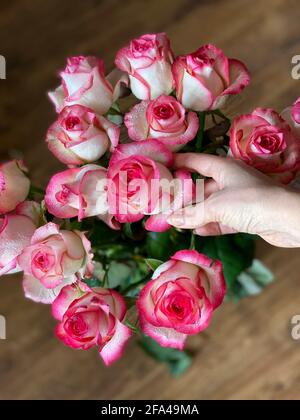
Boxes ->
[278,187,300,245]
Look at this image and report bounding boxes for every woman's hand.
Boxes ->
[167,153,300,248]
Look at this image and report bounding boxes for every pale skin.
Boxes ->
[167,153,300,248]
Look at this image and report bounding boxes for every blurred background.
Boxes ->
[0,0,300,400]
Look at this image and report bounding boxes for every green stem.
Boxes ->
[30,185,45,196]
[189,232,196,250]
[196,112,206,152]
[107,108,124,116]
[101,259,109,288]
[212,109,230,122]
[62,218,74,231]
[125,321,139,334]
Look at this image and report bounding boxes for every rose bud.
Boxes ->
[18,222,94,304]
[137,250,226,349]
[230,108,300,184]
[46,105,120,165]
[107,140,174,224]
[172,44,250,111]
[45,165,118,229]
[52,284,132,366]
[0,211,36,276]
[48,56,127,115]
[115,33,174,100]
[0,160,30,214]
[124,95,199,151]
[292,98,300,124]
[281,97,300,140]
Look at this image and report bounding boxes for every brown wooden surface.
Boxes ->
[0,0,300,400]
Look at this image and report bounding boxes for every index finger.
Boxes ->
[174,153,231,183]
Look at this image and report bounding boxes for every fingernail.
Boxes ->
[167,214,184,226]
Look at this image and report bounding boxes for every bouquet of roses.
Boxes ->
[1,33,300,373]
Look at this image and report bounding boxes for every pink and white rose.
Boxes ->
[0,209,36,276]
[49,56,126,115]
[291,98,300,125]
[281,97,300,140]
[137,250,226,349]
[18,223,94,304]
[107,140,174,224]
[115,33,174,100]
[230,108,300,184]
[46,105,120,165]
[0,160,30,214]
[172,44,250,111]
[52,284,132,365]
[45,165,116,228]
[108,140,194,230]
[124,95,199,151]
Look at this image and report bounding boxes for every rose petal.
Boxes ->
[23,274,75,304]
[139,315,187,350]
[99,320,132,366]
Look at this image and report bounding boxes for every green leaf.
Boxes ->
[146,229,190,261]
[123,223,135,239]
[122,222,146,241]
[236,259,274,297]
[82,277,102,288]
[144,258,163,271]
[107,261,135,289]
[69,218,82,231]
[139,335,192,377]
[195,233,256,298]
[106,113,123,125]
[28,185,45,199]
[146,231,173,260]
[246,259,274,286]
[106,102,123,125]
[125,297,137,309]
[89,219,121,247]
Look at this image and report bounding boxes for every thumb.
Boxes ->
[167,199,217,229]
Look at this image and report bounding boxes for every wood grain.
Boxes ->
[0,0,300,400]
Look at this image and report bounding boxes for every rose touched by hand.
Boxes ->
[167,153,300,248]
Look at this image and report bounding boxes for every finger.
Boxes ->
[204,179,219,199]
[174,153,232,184]
[194,223,237,236]
[167,201,215,229]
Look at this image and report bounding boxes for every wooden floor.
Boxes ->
[0,0,300,400]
